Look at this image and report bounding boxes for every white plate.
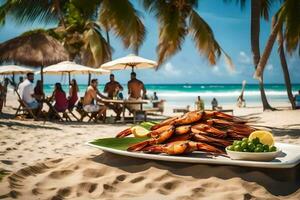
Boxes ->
[86,142,300,168]
[225,148,281,161]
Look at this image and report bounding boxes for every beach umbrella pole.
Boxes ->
[88,73,91,85]
[40,66,44,84]
[68,72,71,85]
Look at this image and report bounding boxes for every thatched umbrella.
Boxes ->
[0,32,69,83]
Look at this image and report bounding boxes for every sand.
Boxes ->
[0,91,300,200]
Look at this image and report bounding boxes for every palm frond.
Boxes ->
[278,0,300,55]
[98,0,145,52]
[156,2,188,66]
[0,0,68,25]
[81,26,111,67]
[189,10,223,66]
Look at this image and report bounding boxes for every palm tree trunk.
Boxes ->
[54,0,66,28]
[106,30,112,61]
[255,19,281,79]
[251,0,273,110]
[277,26,296,109]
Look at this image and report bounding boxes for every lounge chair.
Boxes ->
[173,105,190,114]
[15,91,38,120]
[144,100,165,115]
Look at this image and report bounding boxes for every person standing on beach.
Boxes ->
[195,96,204,110]
[127,72,146,110]
[211,98,218,110]
[0,82,4,113]
[3,78,10,106]
[104,74,123,120]
[17,76,24,91]
[83,79,107,121]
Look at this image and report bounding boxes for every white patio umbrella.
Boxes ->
[0,65,34,75]
[101,54,157,72]
[42,61,110,83]
[0,65,34,84]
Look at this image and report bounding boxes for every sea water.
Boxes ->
[43,84,300,108]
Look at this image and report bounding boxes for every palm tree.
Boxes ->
[277,23,296,109]
[142,0,232,67]
[0,0,146,66]
[255,0,300,108]
[250,0,275,110]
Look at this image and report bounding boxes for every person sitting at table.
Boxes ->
[34,80,45,102]
[127,72,146,111]
[104,74,123,120]
[104,74,123,99]
[294,90,300,109]
[83,79,107,121]
[49,83,68,112]
[68,79,79,109]
[18,73,41,116]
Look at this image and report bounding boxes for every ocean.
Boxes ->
[43,84,300,108]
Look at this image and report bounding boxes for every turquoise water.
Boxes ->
[44,84,300,107]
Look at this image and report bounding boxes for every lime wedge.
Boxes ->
[132,126,150,138]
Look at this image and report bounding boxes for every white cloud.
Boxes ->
[162,62,181,76]
[266,63,273,71]
[212,66,220,74]
[238,51,252,65]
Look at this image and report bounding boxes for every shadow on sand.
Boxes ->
[0,120,62,130]
[90,152,300,197]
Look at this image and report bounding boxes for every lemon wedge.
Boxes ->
[131,126,150,138]
[249,130,275,146]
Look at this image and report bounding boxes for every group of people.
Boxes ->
[81,72,147,121]
[15,72,79,118]
[10,71,147,121]
[195,96,221,110]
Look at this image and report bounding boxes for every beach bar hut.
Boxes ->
[0,32,69,83]
[42,61,110,84]
[101,54,157,72]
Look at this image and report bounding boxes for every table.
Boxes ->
[101,99,149,123]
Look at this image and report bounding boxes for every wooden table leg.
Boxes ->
[122,103,126,123]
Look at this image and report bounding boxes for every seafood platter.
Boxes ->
[87,111,300,168]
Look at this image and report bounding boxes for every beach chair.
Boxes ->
[44,100,71,122]
[75,104,98,122]
[15,91,38,120]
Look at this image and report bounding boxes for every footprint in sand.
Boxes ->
[56,186,72,197]
[1,160,14,165]
[130,176,145,183]
[82,168,104,178]
[48,170,73,179]
[116,174,127,182]
[77,182,98,193]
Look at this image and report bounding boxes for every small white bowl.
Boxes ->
[226,147,281,162]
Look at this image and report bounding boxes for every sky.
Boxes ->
[0,0,299,84]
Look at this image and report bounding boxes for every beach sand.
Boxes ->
[0,92,300,200]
